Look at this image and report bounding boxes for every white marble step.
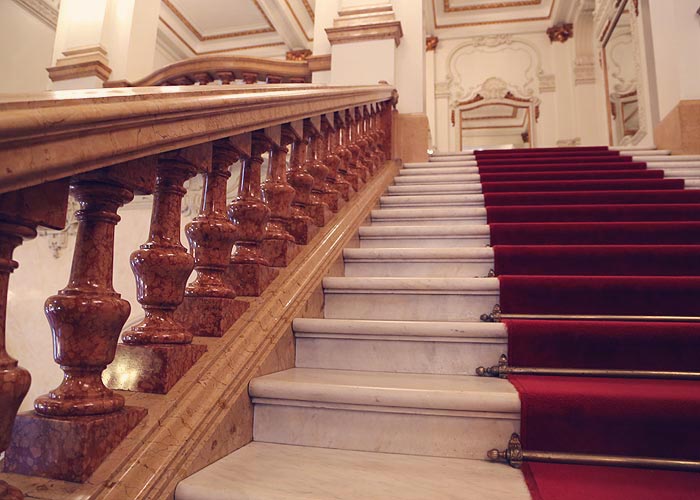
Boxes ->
[619,149,668,155]
[612,145,660,152]
[323,277,499,321]
[343,247,494,277]
[404,160,478,168]
[175,442,530,500]
[250,368,519,459]
[294,318,506,375]
[429,155,476,162]
[661,168,700,179]
[381,193,486,207]
[359,224,491,248]
[386,183,483,195]
[686,179,700,188]
[400,166,478,175]
[634,154,700,162]
[371,207,487,226]
[395,173,481,184]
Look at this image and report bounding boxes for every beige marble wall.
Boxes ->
[392,112,430,163]
[654,100,700,154]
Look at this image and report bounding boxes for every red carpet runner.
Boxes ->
[471,146,700,499]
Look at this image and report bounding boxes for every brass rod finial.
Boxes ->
[487,433,523,469]
[480,304,502,323]
[476,354,509,378]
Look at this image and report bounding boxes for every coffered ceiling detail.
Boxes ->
[431,0,556,30]
[443,0,542,13]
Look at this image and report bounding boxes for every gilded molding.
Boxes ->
[286,49,312,61]
[443,0,542,12]
[547,23,574,43]
[432,0,556,29]
[162,0,275,41]
[426,35,439,51]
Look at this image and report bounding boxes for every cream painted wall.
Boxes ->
[647,0,700,120]
[0,1,55,92]
[431,30,608,151]
[393,0,425,114]
[331,39,396,86]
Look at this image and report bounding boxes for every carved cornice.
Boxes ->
[47,46,113,83]
[326,21,403,47]
[11,0,58,29]
[547,23,574,42]
[443,0,542,12]
[432,0,556,30]
[286,49,312,61]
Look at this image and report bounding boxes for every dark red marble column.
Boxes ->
[322,114,352,203]
[370,105,387,165]
[225,134,278,296]
[0,180,69,499]
[286,123,320,244]
[174,140,249,337]
[261,127,299,267]
[356,108,377,175]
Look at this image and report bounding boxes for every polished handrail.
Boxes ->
[0,84,395,195]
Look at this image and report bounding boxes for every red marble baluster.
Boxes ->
[228,138,271,266]
[336,114,362,192]
[284,126,317,245]
[0,219,34,500]
[356,108,376,175]
[185,142,238,298]
[371,106,387,164]
[262,134,296,252]
[122,155,197,345]
[347,110,370,182]
[266,75,282,84]
[322,116,352,202]
[35,180,134,416]
[304,119,340,212]
[364,106,382,171]
[242,72,258,84]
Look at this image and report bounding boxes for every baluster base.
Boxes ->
[3,406,147,483]
[0,480,23,500]
[225,262,279,297]
[174,296,250,337]
[261,238,301,267]
[104,343,207,394]
[306,203,334,227]
[318,191,345,212]
[287,215,319,246]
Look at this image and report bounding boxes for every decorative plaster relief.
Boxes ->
[12,0,58,29]
[539,73,556,92]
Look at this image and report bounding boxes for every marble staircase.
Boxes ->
[177,146,691,499]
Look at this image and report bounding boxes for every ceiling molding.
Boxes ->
[432,0,555,30]
[162,0,276,41]
[443,0,542,13]
[282,0,314,42]
[159,17,285,56]
[11,0,58,29]
[301,0,314,21]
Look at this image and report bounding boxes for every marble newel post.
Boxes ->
[107,146,210,395]
[6,164,153,483]
[322,112,353,202]
[261,126,300,267]
[286,121,320,245]
[225,133,279,297]
[174,140,250,337]
[0,181,69,498]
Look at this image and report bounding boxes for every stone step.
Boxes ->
[394,173,481,184]
[175,442,530,500]
[686,179,700,188]
[429,155,476,162]
[612,145,661,152]
[371,207,487,225]
[358,224,490,248]
[294,318,506,374]
[380,193,486,207]
[634,154,700,162]
[653,164,700,174]
[250,368,519,459]
[400,166,478,175]
[343,247,493,277]
[386,183,482,195]
[322,277,499,321]
[406,160,478,168]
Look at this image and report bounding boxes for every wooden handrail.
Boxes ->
[0,84,395,195]
[103,54,332,87]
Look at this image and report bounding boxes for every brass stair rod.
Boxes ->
[480,305,700,323]
[476,355,700,381]
[488,434,700,472]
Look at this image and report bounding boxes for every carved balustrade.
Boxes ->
[0,83,393,494]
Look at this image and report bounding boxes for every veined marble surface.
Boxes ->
[175,443,531,500]
[399,167,479,175]
[358,224,491,248]
[394,173,481,184]
[380,193,486,207]
[386,183,483,194]
[406,160,477,167]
